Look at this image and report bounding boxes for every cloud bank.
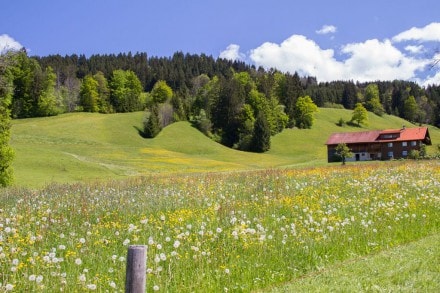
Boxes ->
[220,22,440,86]
[0,34,23,53]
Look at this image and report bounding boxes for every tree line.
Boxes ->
[4,50,440,151]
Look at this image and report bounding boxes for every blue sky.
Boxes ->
[2,0,440,85]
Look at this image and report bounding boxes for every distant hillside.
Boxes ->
[11,108,440,187]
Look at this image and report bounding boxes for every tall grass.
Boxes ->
[0,161,439,292]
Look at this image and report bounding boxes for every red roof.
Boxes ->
[326,127,431,145]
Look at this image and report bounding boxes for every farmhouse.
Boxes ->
[325,126,431,162]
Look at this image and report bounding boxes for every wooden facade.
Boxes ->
[326,127,432,163]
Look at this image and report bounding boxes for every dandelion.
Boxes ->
[225,268,230,274]
[79,238,86,244]
[109,281,116,288]
[123,239,130,246]
[5,284,13,291]
[29,274,36,281]
[87,284,97,290]
[36,275,43,284]
[75,258,82,265]
[78,274,86,282]
[153,285,160,291]
[173,240,181,248]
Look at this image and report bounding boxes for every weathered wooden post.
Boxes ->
[125,245,147,293]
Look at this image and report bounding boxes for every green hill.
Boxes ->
[10,108,440,187]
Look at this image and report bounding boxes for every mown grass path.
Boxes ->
[267,233,440,292]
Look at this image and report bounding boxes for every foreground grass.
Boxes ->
[267,233,440,292]
[0,161,439,292]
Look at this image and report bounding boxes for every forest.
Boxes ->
[5,50,440,152]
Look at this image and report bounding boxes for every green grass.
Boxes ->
[266,233,440,293]
[10,108,440,187]
[1,162,438,292]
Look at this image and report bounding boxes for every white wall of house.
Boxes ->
[346,152,372,162]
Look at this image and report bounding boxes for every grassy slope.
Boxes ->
[11,108,440,187]
[267,234,440,293]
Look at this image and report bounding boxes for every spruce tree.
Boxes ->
[251,112,271,153]
[143,106,161,138]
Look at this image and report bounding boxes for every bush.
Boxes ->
[409,150,420,160]
[336,118,345,127]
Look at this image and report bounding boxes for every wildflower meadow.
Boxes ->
[0,161,439,292]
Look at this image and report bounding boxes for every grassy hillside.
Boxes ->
[11,108,440,187]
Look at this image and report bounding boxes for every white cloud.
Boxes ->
[0,34,23,53]
[341,39,427,81]
[405,45,424,54]
[250,35,345,80]
[219,44,245,61]
[393,22,440,42]
[316,25,337,35]
[249,35,429,83]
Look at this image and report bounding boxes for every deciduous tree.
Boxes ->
[80,75,99,112]
[335,143,353,165]
[109,70,143,112]
[365,84,384,116]
[0,52,15,186]
[403,95,419,122]
[151,80,173,104]
[351,103,368,126]
[294,95,318,129]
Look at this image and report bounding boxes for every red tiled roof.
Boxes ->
[325,130,381,145]
[326,127,430,145]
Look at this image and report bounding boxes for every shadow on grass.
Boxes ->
[133,126,148,138]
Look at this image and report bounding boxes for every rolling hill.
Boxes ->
[10,108,440,187]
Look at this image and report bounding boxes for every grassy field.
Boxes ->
[10,108,440,187]
[266,233,440,292]
[0,162,438,292]
[4,109,440,291]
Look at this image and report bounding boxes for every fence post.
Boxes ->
[125,245,146,293]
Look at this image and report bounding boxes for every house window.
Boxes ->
[411,141,417,146]
[402,141,407,147]
[387,142,393,148]
[402,150,408,157]
[388,151,394,158]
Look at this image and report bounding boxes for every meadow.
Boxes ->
[11,108,440,188]
[1,161,439,292]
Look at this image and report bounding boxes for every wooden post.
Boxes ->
[125,245,146,293]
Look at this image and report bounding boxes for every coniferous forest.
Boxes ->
[6,50,440,152]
